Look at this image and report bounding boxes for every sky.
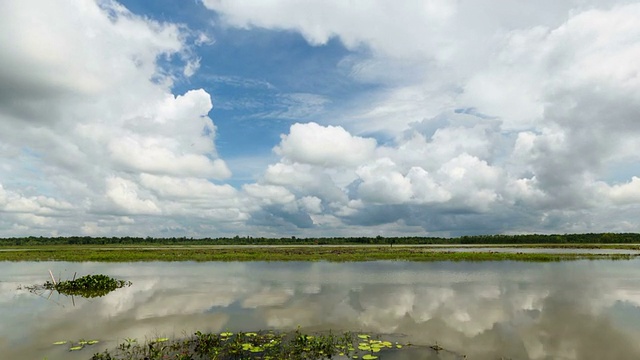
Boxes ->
[1,0,640,238]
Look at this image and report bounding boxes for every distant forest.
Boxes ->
[1,233,639,246]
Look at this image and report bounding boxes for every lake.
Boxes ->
[2,260,640,359]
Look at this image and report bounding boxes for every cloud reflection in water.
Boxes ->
[2,260,640,359]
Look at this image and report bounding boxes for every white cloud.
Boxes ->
[0,183,74,216]
[405,167,451,204]
[243,184,296,206]
[202,0,456,57]
[201,1,640,235]
[139,174,236,200]
[298,196,323,214]
[106,177,161,215]
[274,122,377,167]
[356,158,413,204]
[108,135,229,178]
[0,184,6,206]
[0,1,241,236]
[608,177,640,205]
[2,0,640,236]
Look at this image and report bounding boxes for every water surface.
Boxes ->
[2,260,640,359]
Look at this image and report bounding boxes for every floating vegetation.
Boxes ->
[22,272,131,299]
[51,338,100,352]
[88,329,421,360]
[43,274,131,298]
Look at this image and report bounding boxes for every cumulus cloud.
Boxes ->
[274,122,377,167]
[2,0,640,236]
[0,0,238,236]
[200,0,640,236]
[106,177,161,215]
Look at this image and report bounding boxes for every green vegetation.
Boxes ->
[2,245,637,262]
[52,338,100,352]
[88,329,416,360]
[25,274,131,298]
[44,274,131,298]
[1,232,640,246]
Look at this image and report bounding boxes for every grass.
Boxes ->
[1,245,638,262]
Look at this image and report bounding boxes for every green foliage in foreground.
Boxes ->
[89,329,413,360]
[2,246,637,262]
[2,232,640,246]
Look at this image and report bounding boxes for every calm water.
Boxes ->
[2,260,640,360]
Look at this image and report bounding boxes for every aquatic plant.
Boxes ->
[23,273,132,299]
[52,338,100,352]
[43,274,131,298]
[89,329,415,360]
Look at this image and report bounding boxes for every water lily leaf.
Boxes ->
[87,340,99,345]
[362,355,378,360]
[357,334,370,339]
[69,346,83,351]
[220,332,233,337]
[52,341,67,345]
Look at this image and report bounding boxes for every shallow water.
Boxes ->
[423,246,640,254]
[2,260,640,360]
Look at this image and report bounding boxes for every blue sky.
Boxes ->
[122,0,379,185]
[1,0,640,238]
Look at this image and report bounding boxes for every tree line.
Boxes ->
[1,233,639,246]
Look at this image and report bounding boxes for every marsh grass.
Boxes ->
[1,245,637,262]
